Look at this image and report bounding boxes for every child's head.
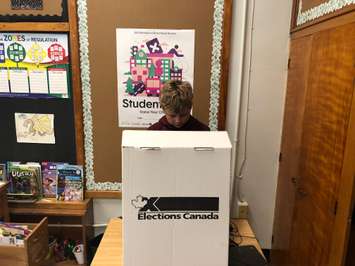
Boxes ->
[160,80,193,128]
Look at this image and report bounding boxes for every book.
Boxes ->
[57,165,83,201]
[7,162,42,201]
[41,162,67,198]
[64,172,83,201]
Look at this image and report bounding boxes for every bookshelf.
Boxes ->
[0,217,49,266]
[0,181,9,221]
[9,198,94,265]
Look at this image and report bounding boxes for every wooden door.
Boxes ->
[271,35,313,265]
[272,22,355,266]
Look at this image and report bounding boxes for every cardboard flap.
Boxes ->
[122,130,232,149]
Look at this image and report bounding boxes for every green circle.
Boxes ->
[7,43,26,63]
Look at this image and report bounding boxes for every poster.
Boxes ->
[116,28,195,128]
[15,112,55,144]
[0,33,70,98]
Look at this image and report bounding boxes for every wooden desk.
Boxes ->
[91,218,123,266]
[9,198,94,265]
[0,181,9,221]
[91,218,263,266]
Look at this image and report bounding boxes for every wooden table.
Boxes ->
[91,218,263,266]
[91,218,123,266]
[0,181,9,221]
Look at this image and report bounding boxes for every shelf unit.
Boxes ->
[0,182,9,221]
[9,198,94,265]
[0,217,49,266]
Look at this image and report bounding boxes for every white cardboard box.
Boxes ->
[122,130,232,266]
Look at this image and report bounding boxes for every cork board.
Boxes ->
[301,0,325,10]
[86,0,229,186]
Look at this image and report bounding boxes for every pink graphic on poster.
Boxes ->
[124,37,185,97]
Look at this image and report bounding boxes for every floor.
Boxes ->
[55,260,84,266]
[345,213,355,266]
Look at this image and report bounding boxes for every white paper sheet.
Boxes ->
[29,69,49,93]
[9,68,29,93]
[0,68,9,92]
[116,28,195,128]
[48,68,68,95]
[15,113,55,144]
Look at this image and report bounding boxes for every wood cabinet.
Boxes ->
[271,14,355,266]
[0,182,9,222]
[0,217,49,266]
[8,198,94,265]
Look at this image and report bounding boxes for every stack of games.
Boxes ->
[0,222,31,246]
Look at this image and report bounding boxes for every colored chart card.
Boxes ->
[116,28,195,128]
[48,68,68,96]
[15,112,55,144]
[0,33,70,98]
[9,67,29,93]
[29,69,48,93]
[0,67,9,92]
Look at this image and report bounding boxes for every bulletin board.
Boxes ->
[0,31,77,164]
[78,0,232,195]
[0,1,85,172]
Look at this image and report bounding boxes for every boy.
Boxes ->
[148,80,210,131]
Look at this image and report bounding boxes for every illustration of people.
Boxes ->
[64,186,82,201]
[15,177,31,194]
[168,45,184,57]
[43,177,55,195]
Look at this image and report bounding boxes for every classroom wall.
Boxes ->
[226,0,292,249]
[92,0,293,248]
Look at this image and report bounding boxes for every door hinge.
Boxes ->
[279,152,283,162]
[271,235,274,244]
[288,58,291,69]
[334,200,338,215]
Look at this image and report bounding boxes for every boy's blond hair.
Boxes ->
[160,80,193,114]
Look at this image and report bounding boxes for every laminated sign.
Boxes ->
[132,196,220,220]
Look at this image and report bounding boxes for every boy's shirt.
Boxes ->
[148,115,210,131]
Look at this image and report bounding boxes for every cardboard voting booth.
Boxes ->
[122,130,232,266]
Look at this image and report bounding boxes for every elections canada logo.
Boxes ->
[131,195,219,221]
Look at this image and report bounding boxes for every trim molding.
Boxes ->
[297,0,355,26]
[209,0,225,131]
